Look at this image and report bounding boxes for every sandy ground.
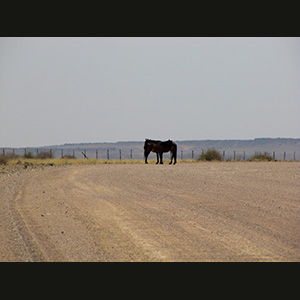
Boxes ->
[0,162,299,262]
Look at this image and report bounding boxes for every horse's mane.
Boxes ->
[145,139,172,144]
[145,139,161,143]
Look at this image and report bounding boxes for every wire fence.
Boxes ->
[1,147,299,161]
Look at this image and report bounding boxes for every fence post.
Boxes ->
[192,150,194,159]
[107,149,109,160]
[96,149,98,159]
[223,150,225,160]
[119,149,122,160]
[243,151,245,161]
[181,150,183,160]
[283,152,286,161]
[273,151,275,160]
[233,151,236,161]
[130,149,132,159]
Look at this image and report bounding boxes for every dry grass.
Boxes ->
[6,157,148,166]
[4,157,196,166]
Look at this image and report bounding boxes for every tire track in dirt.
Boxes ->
[0,172,33,261]
[0,169,49,261]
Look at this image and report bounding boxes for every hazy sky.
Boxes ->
[0,37,299,148]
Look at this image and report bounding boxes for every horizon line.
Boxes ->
[1,137,300,149]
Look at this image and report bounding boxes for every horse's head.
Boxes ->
[144,139,153,157]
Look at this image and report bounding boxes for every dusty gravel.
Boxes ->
[0,162,299,262]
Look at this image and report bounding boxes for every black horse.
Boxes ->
[144,139,177,165]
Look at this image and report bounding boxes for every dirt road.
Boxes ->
[1,162,299,261]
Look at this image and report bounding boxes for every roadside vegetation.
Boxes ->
[0,154,147,167]
[198,148,223,161]
[248,152,274,161]
[0,150,292,167]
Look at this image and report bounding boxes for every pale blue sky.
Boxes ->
[0,37,299,147]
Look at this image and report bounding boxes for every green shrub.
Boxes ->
[24,151,34,159]
[248,152,273,161]
[198,148,223,161]
[0,153,20,165]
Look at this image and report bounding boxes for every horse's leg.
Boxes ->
[156,153,159,164]
[171,146,177,165]
[169,151,173,164]
[145,152,149,164]
[160,153,163,164]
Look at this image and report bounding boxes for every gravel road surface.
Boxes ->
[1,162,299,261]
